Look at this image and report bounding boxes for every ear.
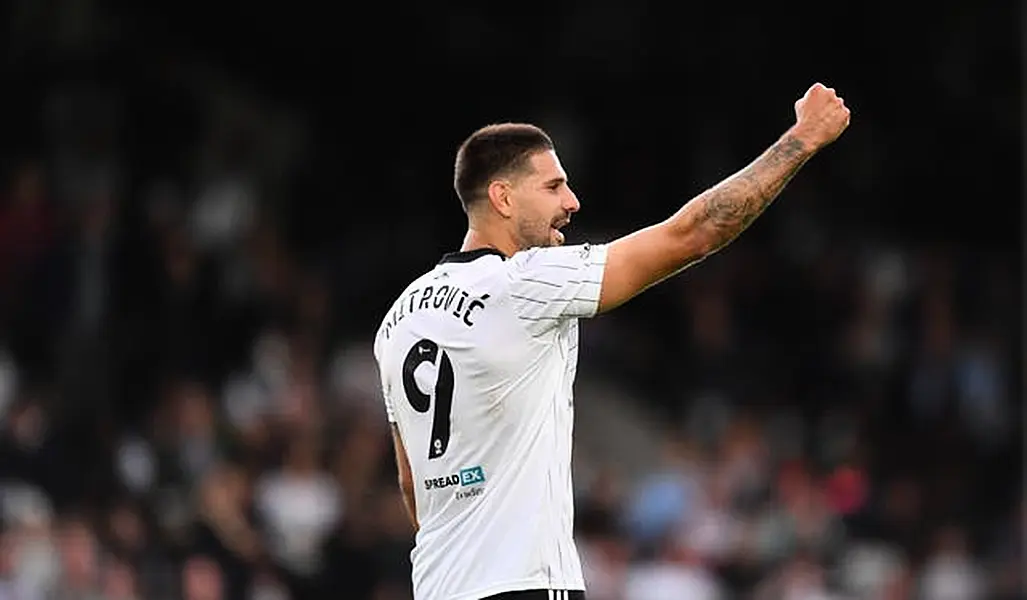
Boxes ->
[486,179,514,219]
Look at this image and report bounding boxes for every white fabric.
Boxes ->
[374,244,608,599]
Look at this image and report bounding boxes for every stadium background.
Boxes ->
[0,1,1020,598]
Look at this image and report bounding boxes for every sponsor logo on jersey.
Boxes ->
[459,466,486,486]
[423,465,486,492]
[424,474,460,490]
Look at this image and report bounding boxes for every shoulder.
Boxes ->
[508,243,604,270]
[374,274,432,352]
[505,243,609,286]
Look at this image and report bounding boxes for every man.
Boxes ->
[373,83,850,599]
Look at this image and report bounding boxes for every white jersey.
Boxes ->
[373,243,609,600]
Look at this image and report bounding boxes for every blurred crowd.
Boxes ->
[569,218,1021,598]
[0,82,418,600]
[0,3,1021,598]
[0,82,1019,600]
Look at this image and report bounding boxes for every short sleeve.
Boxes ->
[382,387,397,423]
[373,335,398,423]
[506,243,608,335]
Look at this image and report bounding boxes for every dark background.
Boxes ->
[0,1,1020,599]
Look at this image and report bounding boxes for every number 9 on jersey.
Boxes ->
[401,339,455,460]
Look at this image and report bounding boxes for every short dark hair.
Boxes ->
[453,123,554,213]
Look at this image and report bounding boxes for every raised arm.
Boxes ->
[597,83,851,313]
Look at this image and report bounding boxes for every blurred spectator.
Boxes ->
[623,436,702,548]
[837,539,908,599]
[917,526,985,600]
[753,553,836,600]
[622,539,721,600]
[254,435,340,596]
[102,499,170,598]
[181,556,223,600]
[0,486,56,600]
[50,516,103,600]
[189,464,262,600]
[99,558,139,600]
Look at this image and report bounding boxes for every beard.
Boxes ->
[516,214,566,250]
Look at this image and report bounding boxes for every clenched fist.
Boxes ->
[793,83,851,150]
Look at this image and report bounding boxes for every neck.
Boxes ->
[460,223,519,258]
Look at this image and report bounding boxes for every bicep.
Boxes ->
[598,212,712,314]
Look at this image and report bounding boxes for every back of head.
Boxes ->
[453,123,554,214]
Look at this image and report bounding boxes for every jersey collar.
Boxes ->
[437,247,508,265]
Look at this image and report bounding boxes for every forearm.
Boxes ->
[599,85,846,314]
[399,483,419,533]
[389,423,420,533]
[671,128,815,255]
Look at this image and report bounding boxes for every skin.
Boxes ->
[393,83,851,532]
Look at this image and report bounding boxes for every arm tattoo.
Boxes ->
[695,134,811,250]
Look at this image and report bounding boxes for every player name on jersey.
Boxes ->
[380,284,491,341]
